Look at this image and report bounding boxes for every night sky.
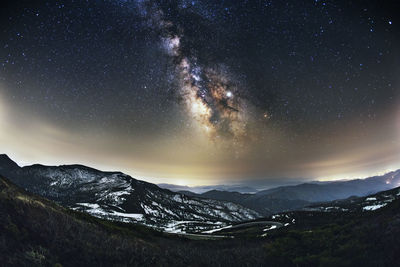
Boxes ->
[1,0,399,186]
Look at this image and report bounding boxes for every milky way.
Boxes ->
[136,0,252,141]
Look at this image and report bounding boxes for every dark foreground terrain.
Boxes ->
[1,175,400,266]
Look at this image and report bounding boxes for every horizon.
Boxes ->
[2,152,399,190]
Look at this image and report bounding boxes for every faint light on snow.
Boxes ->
[363,203,387,211]
[263,225,278,231]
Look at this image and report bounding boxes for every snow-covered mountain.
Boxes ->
[0,154,260,233]
[304,185,400,213]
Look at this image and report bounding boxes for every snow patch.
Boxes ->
[75,203,144,221]
[263,225,277,231]
[363,203,387,211]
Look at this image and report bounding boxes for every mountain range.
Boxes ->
[158,183,261,194]
[0,154,260,233]
[178,171,400,215]
[2,153,400,228]
[1,170,400,266]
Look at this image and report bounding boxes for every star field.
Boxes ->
[0,0,399,185]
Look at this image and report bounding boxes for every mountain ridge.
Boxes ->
[178,170,400,215]
[0,154,261,233]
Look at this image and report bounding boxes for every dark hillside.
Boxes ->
[1,175,400,266]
